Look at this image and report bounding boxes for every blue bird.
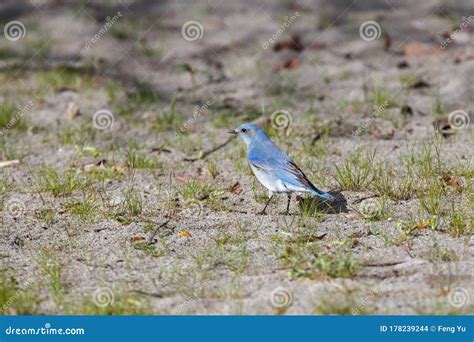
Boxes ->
[229,123,334,215]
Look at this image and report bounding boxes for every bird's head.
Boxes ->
[228,123,263,146]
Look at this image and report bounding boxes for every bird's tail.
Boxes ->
[309,189,334,200]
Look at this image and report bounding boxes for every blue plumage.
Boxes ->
[229,123,333,214]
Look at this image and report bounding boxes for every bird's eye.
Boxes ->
[241,128,247,133]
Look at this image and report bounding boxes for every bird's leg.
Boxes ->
[283,194,291,215]
[258,194,274,215]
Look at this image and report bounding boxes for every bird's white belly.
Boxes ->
[251,165,298,194]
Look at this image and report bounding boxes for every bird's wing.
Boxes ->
[248,151,318,192]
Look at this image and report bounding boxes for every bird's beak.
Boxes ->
[228,129,237,135]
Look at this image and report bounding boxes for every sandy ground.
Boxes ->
[0,0,473,315]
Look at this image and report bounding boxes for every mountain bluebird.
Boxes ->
[229,123,333,215]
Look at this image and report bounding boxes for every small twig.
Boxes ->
[362,261,406,267]
[352,194,379,204]
[147,219,171,244]
[131,290,164,298]
[183,136,235,162]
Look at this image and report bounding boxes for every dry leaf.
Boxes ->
[410,80,430,89]
[83,158,106,172]
[454,54,474,64]
[229,182,242,195]
[370,127,395,140]
[131,236,146,243]
[396,60,410,69]
[404,42,442,56]
[414,220,430,230]
[178,231,191,238]
[442,175,462,193]
[0,160,19,168]
[273,35,304,52]
[64,102,80,120]
[309,42,326,50]
[273,58,300,72]
[175,173,191,183]
[111,164,126,174]
[383,32,392,50]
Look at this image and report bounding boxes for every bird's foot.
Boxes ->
[280,210,290,216]
[257,210,267,215]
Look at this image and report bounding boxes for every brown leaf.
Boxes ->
[414,220,430,230]
[64,102,80,120]
[229,182,242,195]
[111,164,126,174]
[131,235,146,244]
[273,35,304,52]
[433,117,457,138]
[442,175,462,193]
[309,42,326,50]
[83,158,107,172]
[383,32,392,50]
[454,54,474,64]
[273,58,300,72]
[370,127,395,140]
[401,105,413,116]
[410,80,430,89]
[404,42,442,56]
[176,173,192,183]
[396,60,410,69]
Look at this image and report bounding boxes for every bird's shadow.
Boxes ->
[296,191,348,214]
